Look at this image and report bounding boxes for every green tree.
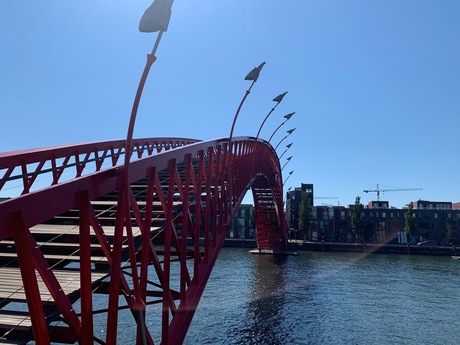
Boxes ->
[405,202,415,244]
[298,192,312,239]
[351,196,364,242]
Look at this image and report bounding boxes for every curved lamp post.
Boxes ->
[254,92,288,141]
[274,128,296,150]
[249,92,287,180]
[111,2,174,344]
[227,62,265,207]
[268,112,295,143]
[283,170,294,186]
[281,155,293,171]
[228,62,266,146]
[279,143,293,160]
[125,0,174,172]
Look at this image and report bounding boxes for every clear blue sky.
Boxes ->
[1,1,459,208]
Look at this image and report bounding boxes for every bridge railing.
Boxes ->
[0,136,287,344]
[0,137,198,197]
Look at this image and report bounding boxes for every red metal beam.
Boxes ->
[0,136,287,344]
[10,211,51,345]
[78,190,94,344]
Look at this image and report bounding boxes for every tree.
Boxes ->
[351,196,364,242]
[405,202,416,244]
[298,192,312,239]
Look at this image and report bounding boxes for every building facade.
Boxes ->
[228,203,255,240]
[286,184,460,245]
[285,183,313,239]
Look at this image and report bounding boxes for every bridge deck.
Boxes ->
[0,158,194,343]
[0,194,168,343]
[0,138,286,344]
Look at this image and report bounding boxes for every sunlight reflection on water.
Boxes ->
[184,248,460,345]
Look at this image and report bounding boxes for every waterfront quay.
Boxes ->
[224,238,459,256]
[290,240,459,256]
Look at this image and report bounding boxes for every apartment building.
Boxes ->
[286,183,460,245]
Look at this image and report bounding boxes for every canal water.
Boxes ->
[184,248,460,344]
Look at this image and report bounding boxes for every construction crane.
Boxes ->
[363,184,422,201]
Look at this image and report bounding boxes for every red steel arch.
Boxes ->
[0,136,286,344]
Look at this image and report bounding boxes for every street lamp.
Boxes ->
[268,112,295,143]
[274,128,296,150]
[227,62,265,206]
[279,143,293,160]
[283,170,294,186]
[254,92,288,141]
[249,92,287,180]
[281,156,293,171]
[113,2,175,344]
[228,62,266,146]
[125,0,174,172]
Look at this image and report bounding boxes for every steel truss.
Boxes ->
[0,136,286,344]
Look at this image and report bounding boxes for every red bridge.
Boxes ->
[0,136,287,344]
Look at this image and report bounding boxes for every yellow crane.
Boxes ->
[363,184,422,201]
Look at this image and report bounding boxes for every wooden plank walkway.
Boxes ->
[0,268,108,302]
[0,163,193,343]
[0,194,157,343]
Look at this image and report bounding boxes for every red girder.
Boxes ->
[0,138,198,196]
[0,136,286,344]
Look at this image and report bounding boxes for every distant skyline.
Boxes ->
[1,1,459,208]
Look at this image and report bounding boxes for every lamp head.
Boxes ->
[245,62,266,82]
[287,128,296,135]
[139,0,174,33]
[284,112,295,120]
[273,91,288,103]
[286,143,293,148]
